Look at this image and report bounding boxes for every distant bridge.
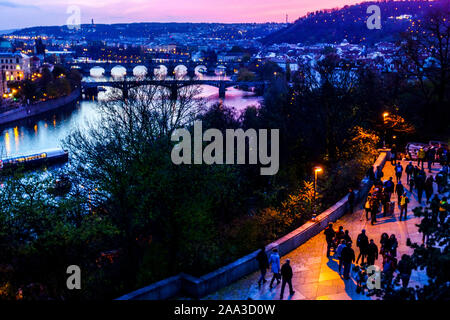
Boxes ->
[81,78,267,100]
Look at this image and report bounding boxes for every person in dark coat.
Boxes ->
[394,163,403,183]
[280,259,295,299]
[416,170,426,204]
[344,230,352,245]
[256,247,269,287]
[389,234,398,258]
[356,230,369,265]
[405,162,414,185]
[371,197,379,225]
[366,239,378,266]
[424,175,434,204]
[395,180,404,207]
[397,255,413,288]
[324,223,336,257]
[341,242,355,280]
[348,188,355,214]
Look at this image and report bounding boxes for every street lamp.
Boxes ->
[382,112,389,148]
[313,166,323,220]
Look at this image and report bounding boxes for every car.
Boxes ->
[405,142,428,160]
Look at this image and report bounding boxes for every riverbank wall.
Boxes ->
[0,89,80,126]
[117,150,390,300]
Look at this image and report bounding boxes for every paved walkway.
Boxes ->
[206,160,445,300]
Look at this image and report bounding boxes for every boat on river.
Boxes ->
[0,148,69,171]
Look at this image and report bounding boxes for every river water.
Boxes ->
[0,85,262,158]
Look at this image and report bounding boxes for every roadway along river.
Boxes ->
[0,85,262,158]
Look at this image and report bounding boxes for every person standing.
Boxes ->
[366,239,379,266]
[382,187,391,217]
[324,223,336,258]
[279,259,295,299]
[344,230,352,245]
[400,192,410,221]
[256,247,269,287]
[424,175,434,204]
[395,180,404,207]
[364,193,372,221]
[269,248,281,289]
[356,230,369,265]
[335,240,347,275]
[397,255,413,288]
[348,188,355,214]
[405,162,414,185]
[395,163,403,183]
[341,242,355,280]
[391,145,397,165]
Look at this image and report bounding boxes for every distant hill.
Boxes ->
[263,0,448,45]
[9,23,284,41]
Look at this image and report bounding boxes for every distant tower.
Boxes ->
[92,18,94,25]
[286,14,288,24]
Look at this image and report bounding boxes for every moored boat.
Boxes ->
[0,148,69,171]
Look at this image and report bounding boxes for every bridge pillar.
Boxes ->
[219,82,226,99]
[170,84,178,101]
[122,81,129,100]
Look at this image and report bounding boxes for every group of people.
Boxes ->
[325,223,414,290]
[256,247,295,300]
[414,146,449,172]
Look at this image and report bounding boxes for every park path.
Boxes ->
[205,160,443,300]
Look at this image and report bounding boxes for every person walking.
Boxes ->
[279,259,295,299]
[416,170,426,204]
[395,180,404,207]
[430,194,441,224]
[324,223,336,258]
[356,230,369,265]
[366,239,378,266]
[371,197,379,225]
[380,233,389,265]
[348,188,355,214]
[424,175,434,204]
[397,255,413,288]
[427,147,436,172]
[405,162,414,185]
[256,247,269,287]
[417,147,426,170]
[395,163,403,183]
[344,230,352,245]
[400,192,410,221]
[389,234,398,258]
[269,248,281,289]
[363,193,372,221]
[375,166,384,181]
[382,187,391,217]
[341,242,355,280]
[435,170,445,194]
[335,240,346,275]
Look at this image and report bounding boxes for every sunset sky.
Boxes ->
[0,0,369,29]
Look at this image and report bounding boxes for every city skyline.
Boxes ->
[1,0,367,30]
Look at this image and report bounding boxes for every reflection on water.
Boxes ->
[0,85,262,157]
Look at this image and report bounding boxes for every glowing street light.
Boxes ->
[382,112,389,148]
[313,166,323,220]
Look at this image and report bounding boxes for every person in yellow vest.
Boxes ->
[400,192,410,221]
[417,148,426,170]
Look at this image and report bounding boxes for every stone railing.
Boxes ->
[117,151,389,300]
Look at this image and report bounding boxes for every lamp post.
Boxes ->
[383,112,389,148]
[313,166,323,219]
